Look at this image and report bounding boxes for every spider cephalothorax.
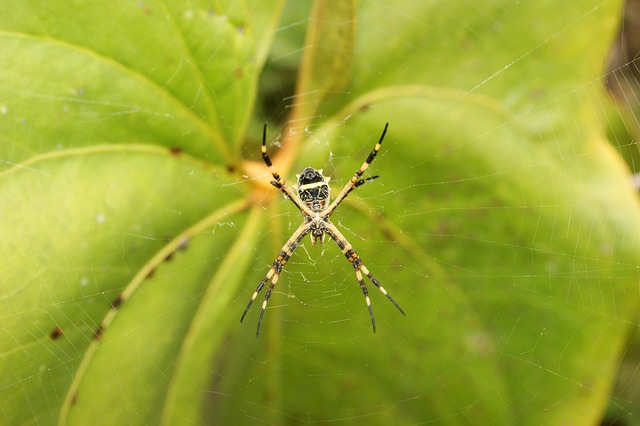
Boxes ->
[241,123,405,336]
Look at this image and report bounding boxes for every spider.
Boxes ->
[241,123,405,336]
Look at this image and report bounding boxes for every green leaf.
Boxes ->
[293,0,356,121]
[0,0,259,164]
[2,0,639,425]
[0,1,277,424]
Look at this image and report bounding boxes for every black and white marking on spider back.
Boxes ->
[241,123,405,336]
[294,167,331,244]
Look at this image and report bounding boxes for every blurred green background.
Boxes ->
[1,1,640,425]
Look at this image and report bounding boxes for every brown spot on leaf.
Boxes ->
[50,326,64,340]
[110,295,123,309]
[93,325,104,340]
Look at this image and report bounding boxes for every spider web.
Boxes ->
[1,1,640,425]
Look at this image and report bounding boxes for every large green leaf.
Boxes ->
[1,0,639,425]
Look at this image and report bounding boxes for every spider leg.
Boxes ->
[261,124,315,217]
[338,175,380,203]
[325,123,388,216]
[323,221,405,333]
[241,222,312,337]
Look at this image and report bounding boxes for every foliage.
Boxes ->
[1,0,639,424]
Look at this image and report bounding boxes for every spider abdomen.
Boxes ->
[296,167,330,212]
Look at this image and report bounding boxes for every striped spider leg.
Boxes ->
[241,123,405,336]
